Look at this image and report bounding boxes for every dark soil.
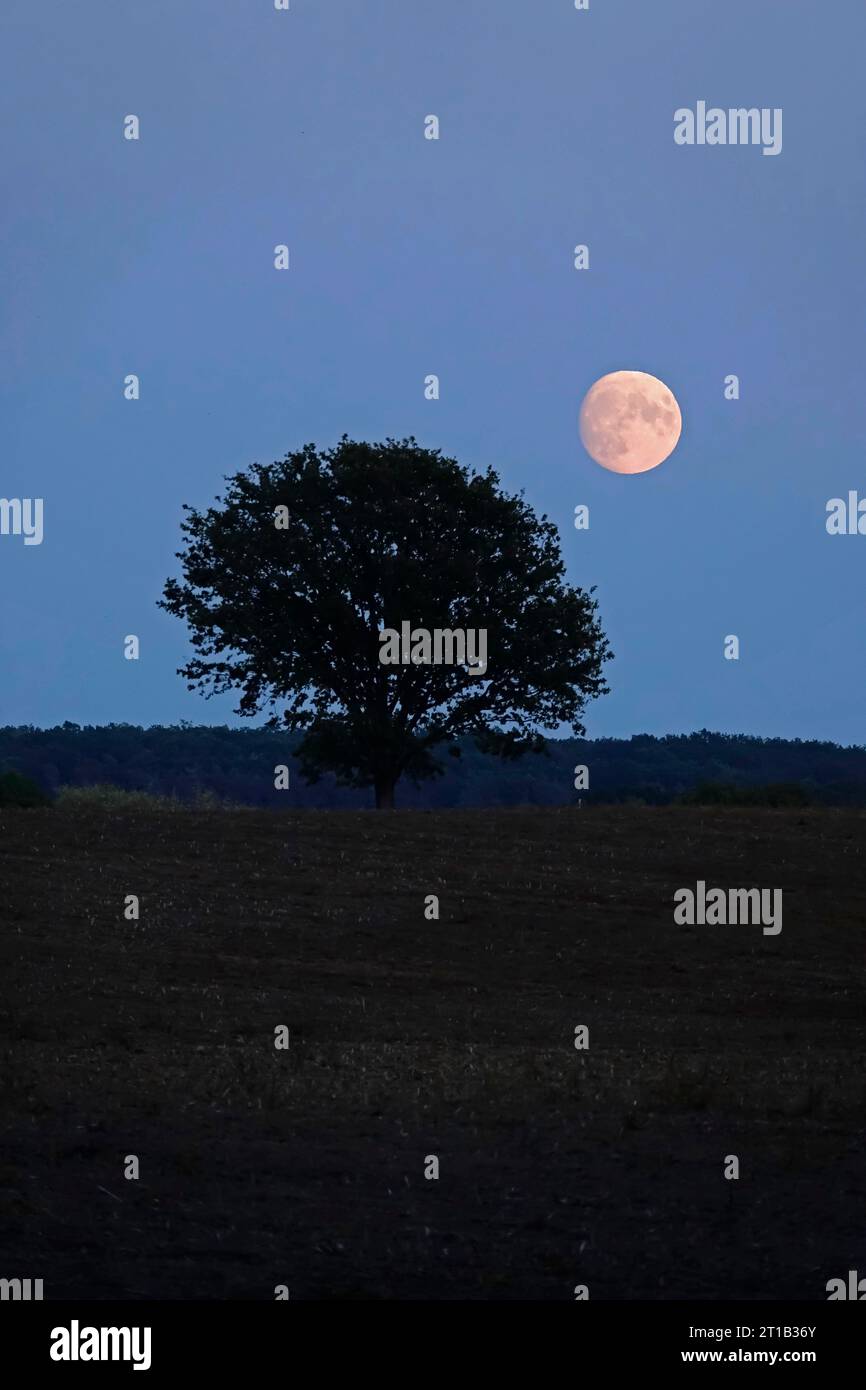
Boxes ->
[1,804,864,1300]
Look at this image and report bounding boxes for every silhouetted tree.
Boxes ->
[159,437,612,807]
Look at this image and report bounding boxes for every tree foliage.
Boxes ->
[2,726,865,809]
[159,437,612,806]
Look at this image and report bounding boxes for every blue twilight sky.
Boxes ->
[1,0,864,743]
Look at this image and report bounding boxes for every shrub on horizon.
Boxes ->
[679,780,812,808]
[55,784,245,812]
[0,770,53,808]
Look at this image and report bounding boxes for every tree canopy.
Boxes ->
[159,437,612,806]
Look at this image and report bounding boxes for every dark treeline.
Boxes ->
[1,724,865,809]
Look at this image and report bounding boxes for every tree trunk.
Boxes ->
[374,774,396,810]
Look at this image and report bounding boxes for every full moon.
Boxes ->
[579,370,682,475]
